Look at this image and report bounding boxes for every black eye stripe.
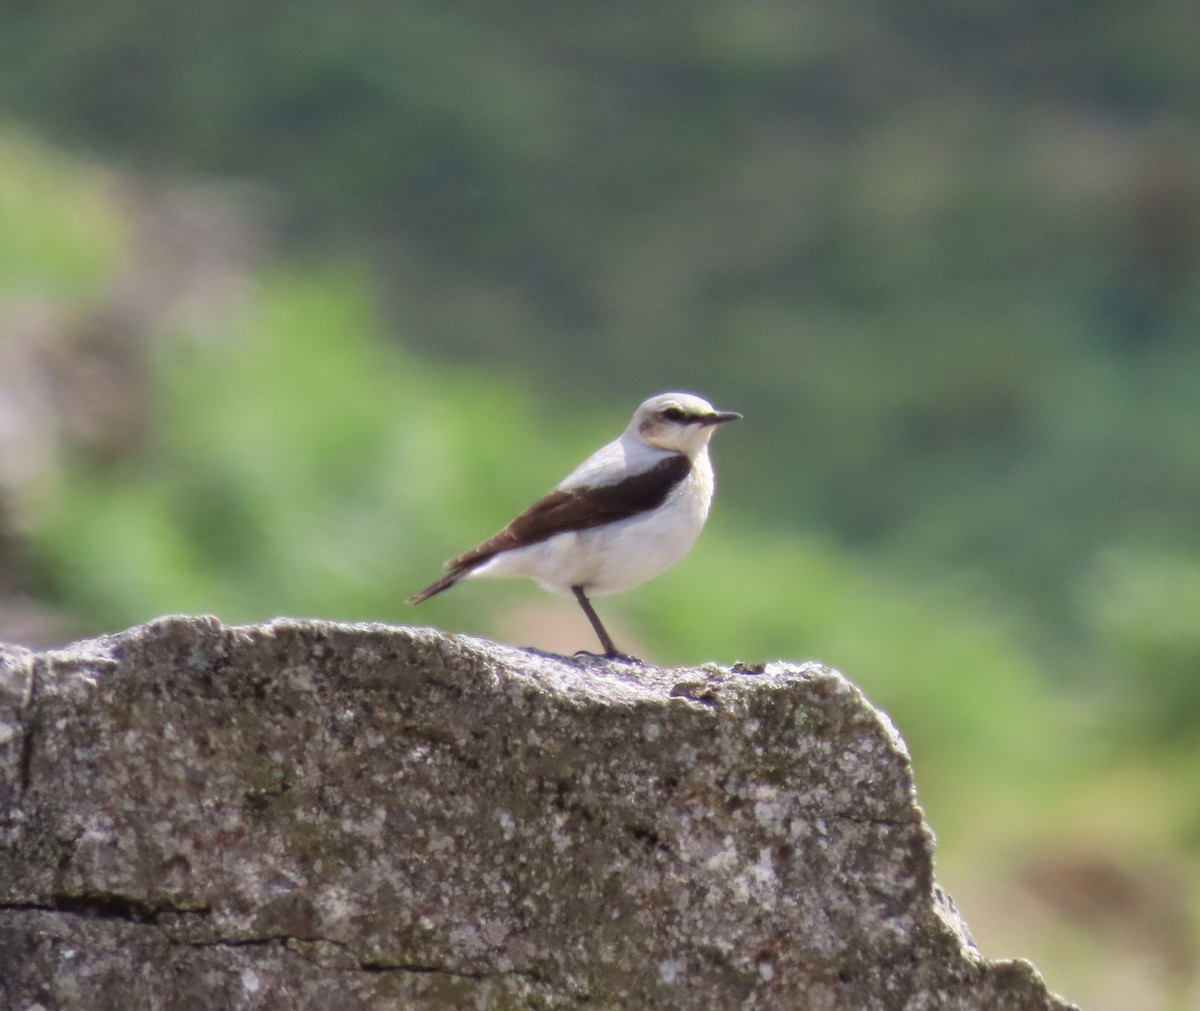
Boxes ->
[660,406,688,422]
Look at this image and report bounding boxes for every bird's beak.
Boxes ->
[702,410,742,426]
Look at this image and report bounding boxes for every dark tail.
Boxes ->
[408,566,470,605]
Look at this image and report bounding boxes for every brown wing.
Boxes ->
[409,452,690,604]
[450,451,691,568]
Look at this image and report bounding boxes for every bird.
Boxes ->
[409,392,741,661]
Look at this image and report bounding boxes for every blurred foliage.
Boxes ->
[1082,549,1200,746]
[0,130,126,300]
[37,267,545,628]
[2,0,1198,664]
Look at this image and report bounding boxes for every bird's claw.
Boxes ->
[573,649,644,666]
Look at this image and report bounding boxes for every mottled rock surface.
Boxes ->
[0,617,1075,1010]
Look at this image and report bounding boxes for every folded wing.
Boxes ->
[409,452,690,603]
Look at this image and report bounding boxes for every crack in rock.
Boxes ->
[0,616,1078,1011]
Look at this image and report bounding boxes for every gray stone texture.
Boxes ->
[0,616,1076,1010]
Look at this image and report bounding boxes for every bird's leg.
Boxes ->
[571,585,638,662]
[571,585,619,656]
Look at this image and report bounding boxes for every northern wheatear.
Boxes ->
[410,392,741,660]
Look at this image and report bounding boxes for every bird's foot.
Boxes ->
[573,649,644,666]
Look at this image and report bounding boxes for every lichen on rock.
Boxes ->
[0,616,1075,1009]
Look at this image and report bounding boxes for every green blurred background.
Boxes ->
[1,3,1198,1006]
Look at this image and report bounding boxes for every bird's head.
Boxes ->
[628,392,742,455]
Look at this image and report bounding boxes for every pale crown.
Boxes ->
[628,392,741,456]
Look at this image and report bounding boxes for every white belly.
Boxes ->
[469,454,714,597]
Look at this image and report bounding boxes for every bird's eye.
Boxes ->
[661,406,687,422]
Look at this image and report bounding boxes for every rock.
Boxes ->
[0,616,1076,1010]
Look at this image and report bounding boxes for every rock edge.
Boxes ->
[0,616,1076,1010]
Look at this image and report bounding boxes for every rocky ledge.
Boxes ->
[0,616,1075,1010]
